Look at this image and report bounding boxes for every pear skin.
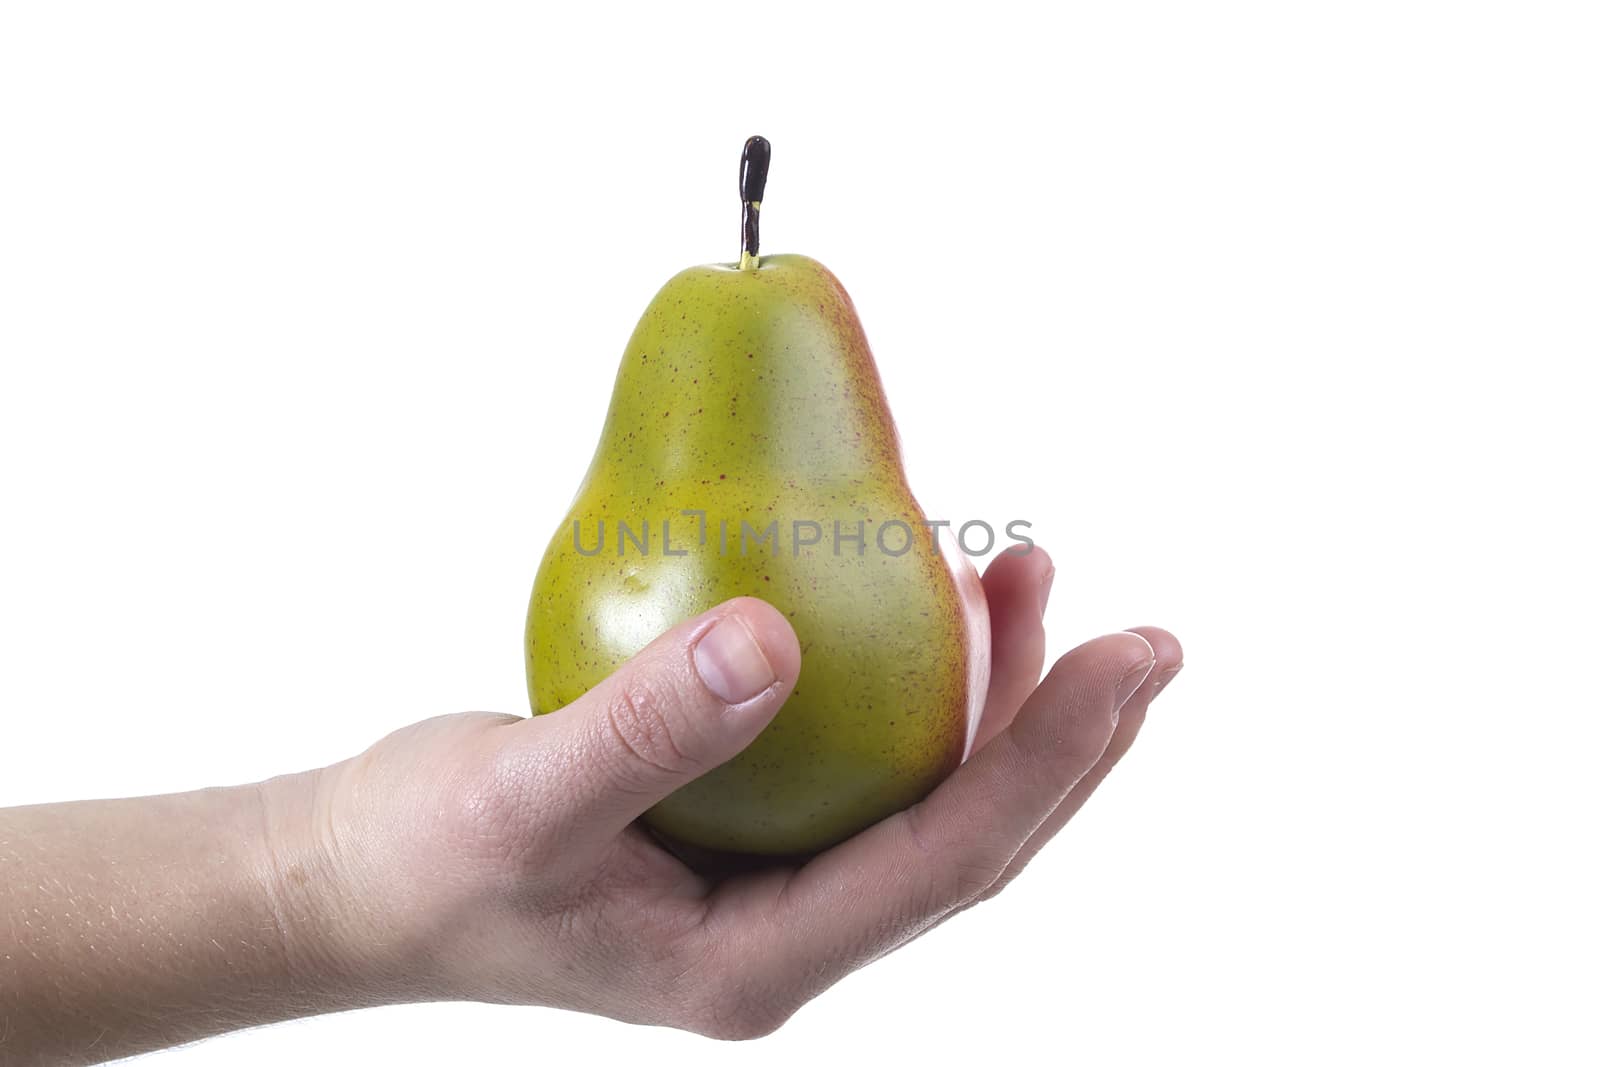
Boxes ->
[527,254,989,855]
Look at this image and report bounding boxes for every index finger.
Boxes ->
[702,631,1155,998]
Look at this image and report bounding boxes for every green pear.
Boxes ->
[525,140,989,855]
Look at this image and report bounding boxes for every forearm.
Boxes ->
[0,771,386,1065]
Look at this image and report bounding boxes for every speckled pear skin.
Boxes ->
[526,254,990,855]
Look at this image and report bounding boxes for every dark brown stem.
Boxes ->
[739,135,771,268]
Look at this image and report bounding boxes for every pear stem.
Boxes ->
[739,135,770,270]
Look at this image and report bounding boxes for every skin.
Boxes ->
[0,545,1182,1063]
[527,254,989,854]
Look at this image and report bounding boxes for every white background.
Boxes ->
[2,2,1596,1063]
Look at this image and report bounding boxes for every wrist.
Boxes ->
[251,765,434,1009]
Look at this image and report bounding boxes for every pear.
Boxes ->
[526,138,989,855]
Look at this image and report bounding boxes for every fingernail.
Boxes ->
[1114,657,1156,708]
[694,615,777,704]
[1038,566,1056,618]
[1152,664,1184,696]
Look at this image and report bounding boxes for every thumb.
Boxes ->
[541,597,801,838]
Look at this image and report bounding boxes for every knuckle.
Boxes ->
[977,866,1019,904]
[946,854,1005,905]
[909,857,1000,921]
[902,807,1005,912]
[604,676,702,781]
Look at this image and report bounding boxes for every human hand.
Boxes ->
[261,544,1183,1038]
